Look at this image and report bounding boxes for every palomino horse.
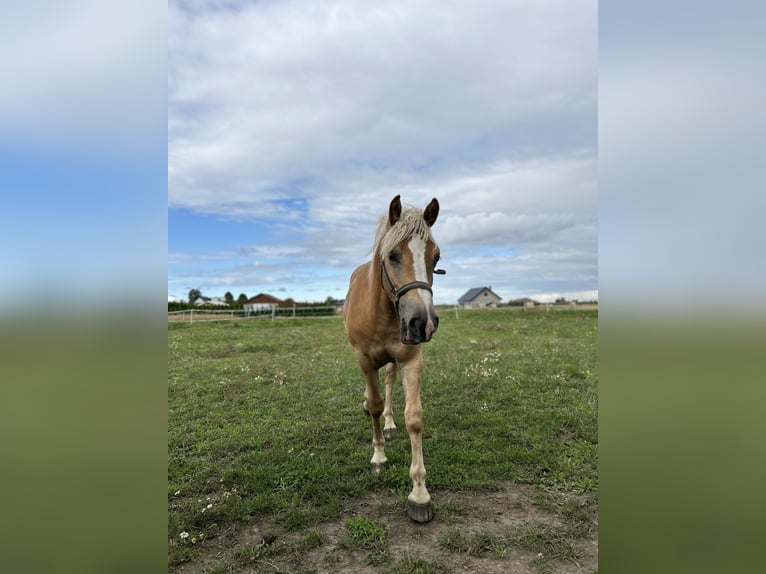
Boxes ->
[344,195,444,522]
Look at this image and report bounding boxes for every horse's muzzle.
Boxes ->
[401,315,439,345]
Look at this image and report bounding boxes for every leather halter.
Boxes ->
[380,259,445,314]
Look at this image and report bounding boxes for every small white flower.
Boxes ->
[180,531,189,540]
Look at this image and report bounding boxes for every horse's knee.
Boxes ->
[364,396,384,417]
[407,419,423,434]
[405,407,423,434]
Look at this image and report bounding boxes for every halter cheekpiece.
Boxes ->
[380,259,445,314]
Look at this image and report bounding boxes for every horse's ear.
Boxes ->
[423,198,439,227]
[388,195,402,226]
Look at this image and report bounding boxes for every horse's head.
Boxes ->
[379,195,442,345]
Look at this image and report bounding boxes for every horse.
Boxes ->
[343,195,444,523]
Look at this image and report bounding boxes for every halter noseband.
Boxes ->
[380,259,446,314]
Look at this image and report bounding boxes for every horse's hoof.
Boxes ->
[383,427,397,440]
[407,500,434,523]
[370,462,386,476]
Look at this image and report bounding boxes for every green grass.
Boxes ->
[168,309,597,568]
[391,553,452,574]
[439,521,585,573]
[343,516,389,549]
[296,529,325,553]
[341,516,391,565]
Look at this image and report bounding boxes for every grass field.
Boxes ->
[168,309,598,573]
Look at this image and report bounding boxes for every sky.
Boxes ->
[0,0,166,312]
[169,0,598,305]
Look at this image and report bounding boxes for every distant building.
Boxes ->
[192,296,229,307]
[243,293,285,316]
[457,286,502,309]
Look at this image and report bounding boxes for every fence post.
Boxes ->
[190,309,193,324]
[293,303,296,318]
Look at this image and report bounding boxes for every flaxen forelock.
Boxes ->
[373,206,436,260]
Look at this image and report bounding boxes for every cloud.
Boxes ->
[440,211,573,247]
[1,1,165,148]
[168,0,597,303]
[168,0,596,211]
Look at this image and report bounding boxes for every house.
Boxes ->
[192,296,228,307]
[243,293,285,316]
[457,286,502,309]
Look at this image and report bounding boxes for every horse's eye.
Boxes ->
[388,251,401,264]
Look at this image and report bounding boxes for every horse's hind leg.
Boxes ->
[382,363,398,440]
[358,353,388,475]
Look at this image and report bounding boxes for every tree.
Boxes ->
[188,288,202,304]
[224,291,234,305]
[237,293,248,304]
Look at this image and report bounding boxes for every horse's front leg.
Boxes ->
[382,362,398,440]
[358,354,388,475]
[400,357,433,522]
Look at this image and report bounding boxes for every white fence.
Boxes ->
[168,305,338,323]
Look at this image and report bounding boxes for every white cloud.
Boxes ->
[168,0,597,302]
[0,1,165,148]
[168,0,596,209]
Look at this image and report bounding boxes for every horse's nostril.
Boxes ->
[408,317,423,340]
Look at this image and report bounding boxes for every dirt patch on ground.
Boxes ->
[173,482,597,574]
